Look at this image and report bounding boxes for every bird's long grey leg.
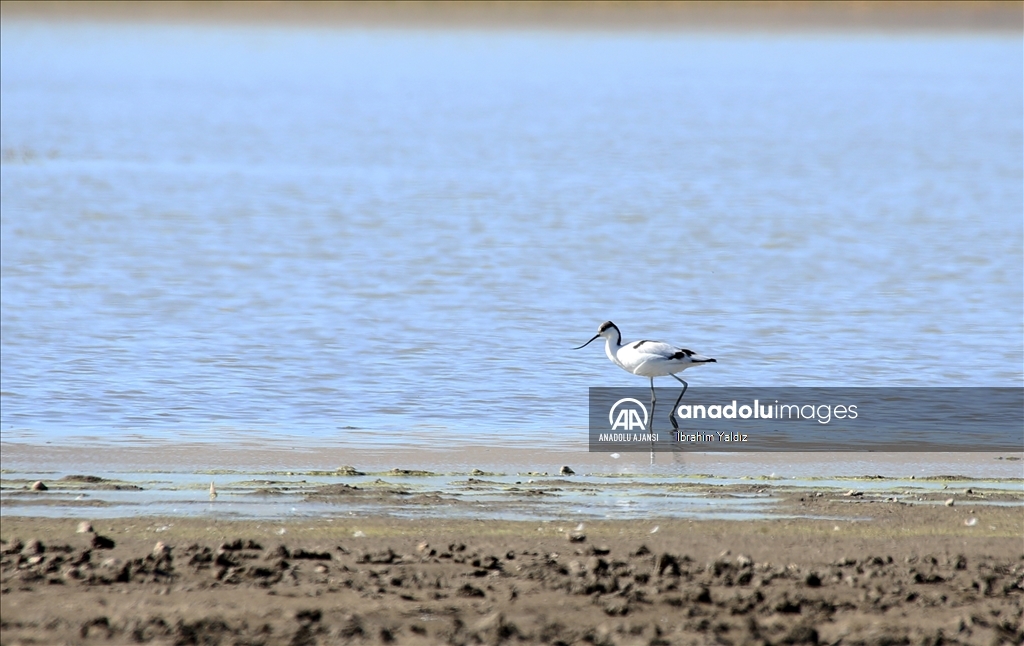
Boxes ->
[649,377,657,466]
[648,377,657,434]
[669,375,689,430]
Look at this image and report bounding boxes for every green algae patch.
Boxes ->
[469,469,504,477]
[382,468,439,477]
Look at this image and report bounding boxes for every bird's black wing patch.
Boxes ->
[632,340,650,349]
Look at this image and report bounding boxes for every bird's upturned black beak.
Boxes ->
[573,333,600,350]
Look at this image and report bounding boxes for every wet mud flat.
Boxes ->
[4,468,1022,523]
[2,491,1022,646]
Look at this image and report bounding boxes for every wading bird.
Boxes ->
[574,321,716,434]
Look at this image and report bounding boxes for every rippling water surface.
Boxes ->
[2,23,1021,447]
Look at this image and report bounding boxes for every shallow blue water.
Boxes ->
[2,24,1021,447]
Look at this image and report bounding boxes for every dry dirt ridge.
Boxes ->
[1,516,1022,646]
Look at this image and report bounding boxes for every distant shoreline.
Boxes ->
[2,1,1021,33]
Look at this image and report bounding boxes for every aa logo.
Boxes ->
[609,398,649,431]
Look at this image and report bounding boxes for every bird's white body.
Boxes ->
[602,334,715,379]
[577,321,715,380]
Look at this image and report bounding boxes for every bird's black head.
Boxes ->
[574,321,620,350]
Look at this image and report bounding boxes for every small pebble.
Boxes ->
[559,465,575,476]
[30,481,47,491]
[21,539,44,555]
[76,521,93,534]
[153,541,170,555]
[944,498,954,507]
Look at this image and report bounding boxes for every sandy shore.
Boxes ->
[2,487,1021,645]
[1,1,1021,33]
[4,441,1022,477]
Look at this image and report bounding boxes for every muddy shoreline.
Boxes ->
[2,488,1021,645]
